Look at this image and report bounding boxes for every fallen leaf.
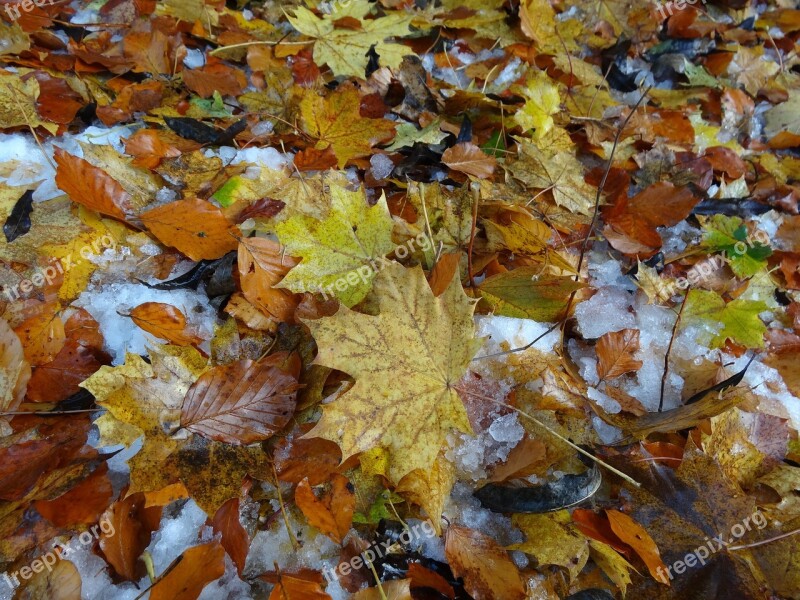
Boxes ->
[180,352,300,445]
[211,498,249,575]
[295,474,355,544]
[149,541,226,600]
[304,263,482,483]
[442,143,496,179]
[596,329,643,381]
[54,149,131,220]
[606,509,668,584]
[444,525,526,600]
[129,302,203,346]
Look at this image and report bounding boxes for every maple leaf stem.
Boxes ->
[467,183,479,287]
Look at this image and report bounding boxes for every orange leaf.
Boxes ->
[34,464,113,527]
[444,525,526,600]
[15,558,82,600]
[140,198,238,261]
[294,474,355,544]
[442,143,496,179]
[351,579,412,600]
[238,237,299,322]
[180,353,299,444]
[268,572,332,600]
[54,148,131,220]
[606,509,668,585]
[124,129,186,169]
[274,426,343,486]
[428,252,461,297]
[407,563,455,599]
[99,493,151,581]
[149,541,226,600]
[182,60,248,98]
[15,312,66,366]
[212,498,249,576]
[596,328,643,381]
[129,302,202,346]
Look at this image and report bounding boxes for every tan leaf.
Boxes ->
[140,198,238,261]
[129,302,202,346]
[54,148,131,220]
[442,143,496,179]
[351,579,412,600]
[15,558,81,600]
[294,474,355,544]
[181,353,300,445]
[596,328,643,381]
[444,525,526,600]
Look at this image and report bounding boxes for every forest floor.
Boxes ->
[1,0,800,598]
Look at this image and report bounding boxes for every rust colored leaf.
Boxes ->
[34,463,114,527]
[442,142,496,179]
[606,509,668,584]
[268,572,332,600]
[54,148,131,220]
[140,198,238,261]
[603,182,698,255]
[149,541,226,600]
[407,563,455,599]
[428,252,461,297]
[183,61,248,98]
[26,308,110,403]
[444,525,526,600]
[98,492,151,581]
[294,474,355,544]
[274,426,343,486]
[596,328,643,381]
[293,146,338,171]
[1,317,31,413]
[211,498,249,576]
[351,580,412,600]
[180,352,300,444]
[124,129,197,169]
[128,302,202,346]
[238,237,299,322]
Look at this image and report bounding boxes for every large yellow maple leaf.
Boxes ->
[300,86,396,168]
[304,263,482,483]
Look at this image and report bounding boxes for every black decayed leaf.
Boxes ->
[164,117,247,145]
[3,190,34,243]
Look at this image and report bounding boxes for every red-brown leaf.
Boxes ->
[211,498,249,576]
[596,328,644,380]
[180,352,300,444]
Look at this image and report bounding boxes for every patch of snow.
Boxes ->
[232,147,290,171]
[183,48,206,69]
[474,315,560,355]
[369,154,394,180]
[574,287,635,339]
[443,483,523,546]
[73,282,216,363]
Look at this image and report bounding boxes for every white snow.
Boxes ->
[73,282,216,363]
[369,154,394,180]
[574,287,635,339]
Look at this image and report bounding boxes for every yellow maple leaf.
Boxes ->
[288,0,414,78]
[300,86,396,168]
[304,263,483,483]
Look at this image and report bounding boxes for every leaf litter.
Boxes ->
[1,0,800,599]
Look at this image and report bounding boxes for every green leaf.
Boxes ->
[189,91,232,118]
[275,180,395,307]
[478,269,583,321]
[682,59,721,89]
[702,215,771,278]
[683,289,767,348]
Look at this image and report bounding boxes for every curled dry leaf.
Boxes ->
[268,572,332,600]
[294,474,355,544]
[140,198,238,261]
[444,525,526,600]
[442,142,496,179]
[54,148,131,220]
[596,328,643,381]
[98,492,152,581]
[238,237,299,322]
[128,302,203,346]
[180,352,300,445]
[149,541,226,600]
